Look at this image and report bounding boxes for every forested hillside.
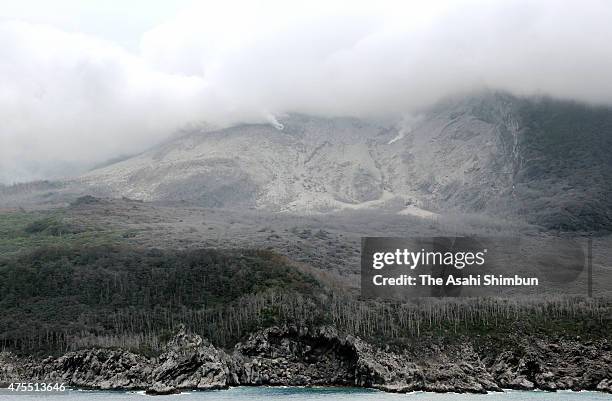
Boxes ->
[1,211,610,357]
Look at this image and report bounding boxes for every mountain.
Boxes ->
[74,92,611,231]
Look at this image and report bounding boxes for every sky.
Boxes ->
[1,0,612,183]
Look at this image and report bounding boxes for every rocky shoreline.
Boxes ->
[1,325,611,395]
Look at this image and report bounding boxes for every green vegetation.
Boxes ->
[0,211,121,257]
[23,217,79,236]
[1,240,609,356]
[0,209,610,357]
[0,243,321,355]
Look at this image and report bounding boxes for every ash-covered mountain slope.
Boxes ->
[79,92,612,231]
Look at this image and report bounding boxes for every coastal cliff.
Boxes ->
[1,325,610,395]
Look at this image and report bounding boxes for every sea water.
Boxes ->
[0,386,610,400]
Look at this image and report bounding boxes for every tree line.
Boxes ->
[0,244,609,356]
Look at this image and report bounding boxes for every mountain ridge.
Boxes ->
[5,92,610,231]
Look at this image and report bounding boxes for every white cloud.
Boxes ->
[0,21,210,182]
[1,0,612,182]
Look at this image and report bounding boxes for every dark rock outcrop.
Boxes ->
[488,337,612,392]
[149,325,231,390]
[231,325,500,393]
[233,326,358,386]
[21,349,151,390]
[353,340,501,393]
[1,326,610,394]
[145,383,181,395]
